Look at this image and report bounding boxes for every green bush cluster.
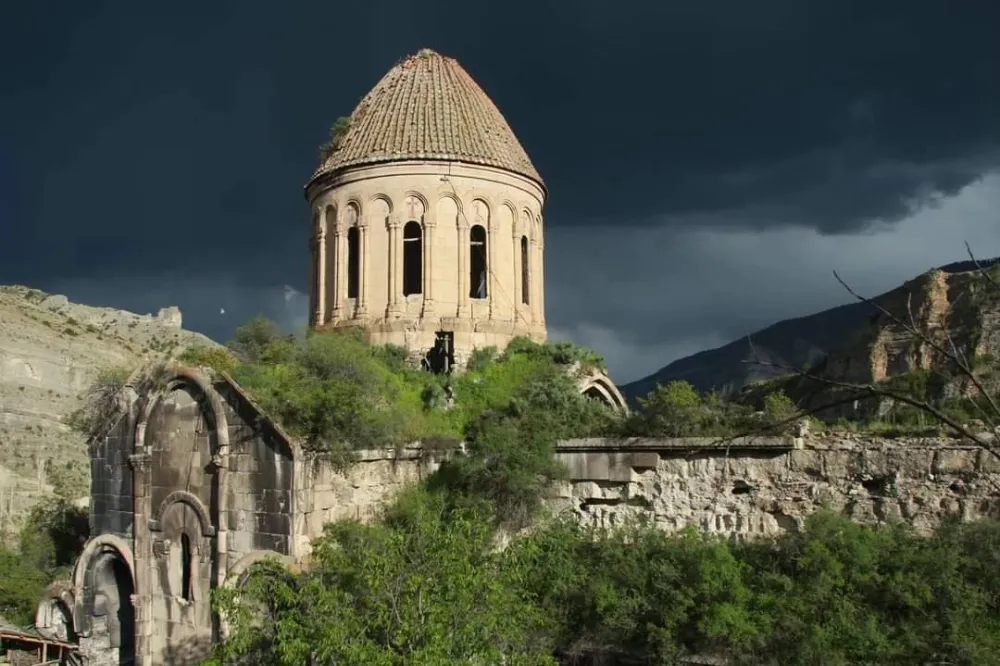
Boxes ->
[0,499,88,626]
[622,380,800,437]
[180,319,615,474]
[213,505,1000,666]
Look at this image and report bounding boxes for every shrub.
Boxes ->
[66,364,134,440]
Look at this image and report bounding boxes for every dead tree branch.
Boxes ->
[738,243,1000,457]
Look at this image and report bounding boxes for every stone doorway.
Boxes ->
[81,551,136,665]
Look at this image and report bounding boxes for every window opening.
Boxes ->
[423,330,455,374]
[347,226,360,298]
[180,533,193,601]
[520,235,530,305]
[402,222,423,296]
[470,225,488,299]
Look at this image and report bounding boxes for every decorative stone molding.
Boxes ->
[149,490,216,537]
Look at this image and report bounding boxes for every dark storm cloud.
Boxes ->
[0,0,997,381]
[2,0,997,288]
[545,175,1000,382]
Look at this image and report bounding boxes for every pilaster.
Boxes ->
[128,451,152,666]
[456,220,470,318]
[331,228,344,320]
[357,223,369,316]
[487,219,498,320]
[315,227,327,326]
[421,218,436,316]
[388,216,402,317]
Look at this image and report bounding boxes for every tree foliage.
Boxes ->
[0,499,88,626]
[215,508,1000,665]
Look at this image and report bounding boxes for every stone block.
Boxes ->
[933,449,978,474]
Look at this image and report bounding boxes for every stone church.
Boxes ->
[32,49,626,666]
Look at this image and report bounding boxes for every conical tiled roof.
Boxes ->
[311,49,542,186]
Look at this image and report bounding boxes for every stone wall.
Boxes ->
[548,432,1000,537]
[89,401,136,541]
[216,381,295,560]
[294,445,447,555]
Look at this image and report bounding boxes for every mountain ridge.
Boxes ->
[0,286,219,533]
[621,256,1000,402]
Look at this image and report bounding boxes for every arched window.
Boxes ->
[470,225,488,299]
[346,226,360,298]
[520,235,530,305]
[180,533,193,601]
[402,221,423,296]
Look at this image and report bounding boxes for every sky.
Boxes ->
[1,0,998,384]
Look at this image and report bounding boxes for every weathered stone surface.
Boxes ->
[65,359,1000,666]
[550,434,1000,537]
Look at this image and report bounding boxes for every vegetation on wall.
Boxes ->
[180,318,615,473]
[318,115,352,162]
[65,364,134,441]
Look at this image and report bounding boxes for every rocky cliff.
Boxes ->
[0,286,218,533]
[824,265,1000,388]
[623,257,1000,402]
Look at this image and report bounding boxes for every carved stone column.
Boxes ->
[357,224,369,317]
[128,451,152,666]
[422,220,436,316]
[315,227,327,326]
[511,229,523,323]
[487,221,498,320]
[331,228,343,320]
[530,237,541,324]
[457,222,469,317]
[388,216,402,316]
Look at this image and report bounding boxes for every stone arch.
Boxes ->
[224,550,296,589]
[368,195,391,228]
[578,370,629,413]
[150,490,216,536]
[35,581,77,643]
[344,200,362,229]
[470,197,492,229]
[73,535,136,594]
[134,365,231,588]
[322,204,335,232]
[403,192,427,221]
[369,193,393,215]
[218,550,297,641]
[71,536,136,663]
[521,208,534,239]
[436,192,463,224]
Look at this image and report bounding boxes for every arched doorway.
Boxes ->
[79,549,136,665]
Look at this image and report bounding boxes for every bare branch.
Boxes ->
[745,356,997,454]
[967,241,1000,292]
[832,268,1000,419]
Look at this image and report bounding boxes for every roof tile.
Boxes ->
[312,49,542,186]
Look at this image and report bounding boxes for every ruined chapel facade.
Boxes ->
[32,49,626,666]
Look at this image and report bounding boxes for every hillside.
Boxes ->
[0,286,218,534]
[623,257,1000,402]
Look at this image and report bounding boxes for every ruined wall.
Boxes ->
[89,401,136,541]
[216,381,294,560]
[549,433,1000,537]
[294,445,445,552]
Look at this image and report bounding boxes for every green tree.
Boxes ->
[636,380,704,436]
[211,491,555,665]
